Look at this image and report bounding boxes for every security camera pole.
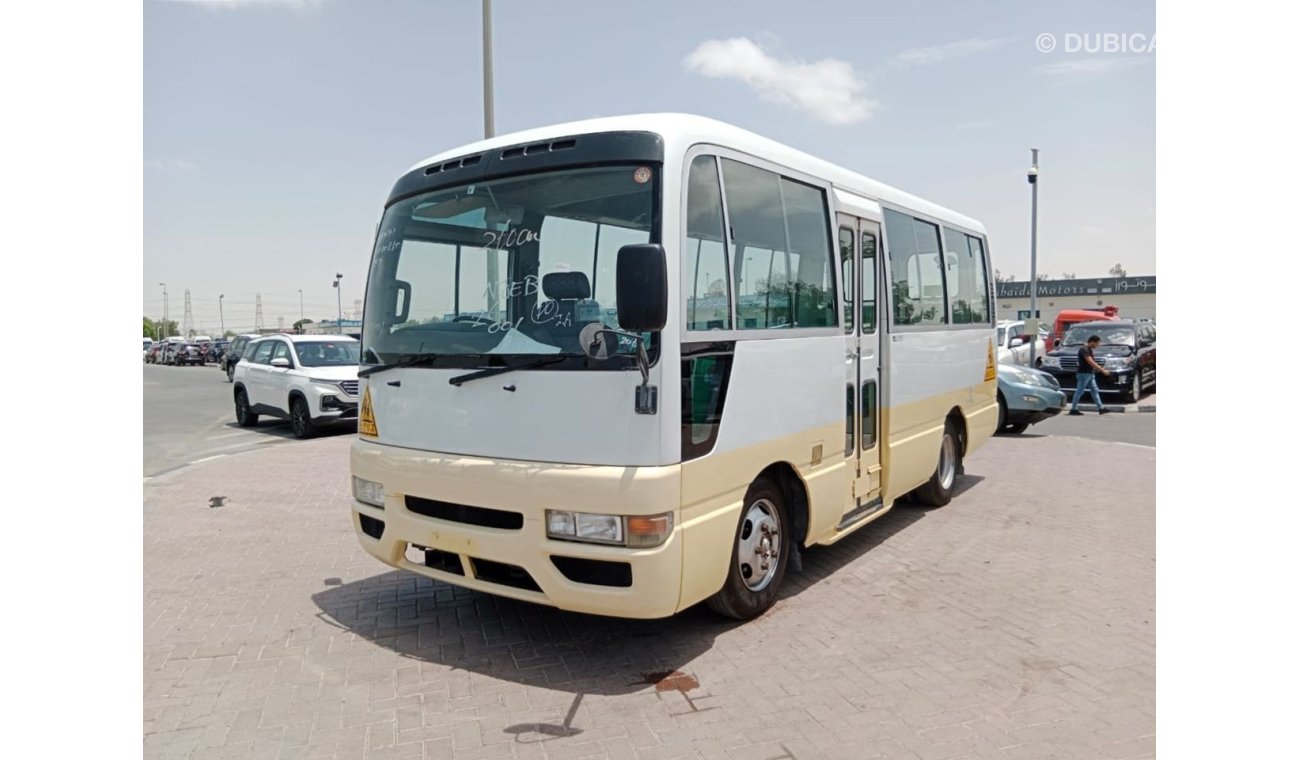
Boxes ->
[1027,149,1040,367]
[333,273,343,331]
[482,0,500,309]
[483,0,494,139]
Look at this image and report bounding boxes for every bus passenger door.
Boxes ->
[838,215,883,527]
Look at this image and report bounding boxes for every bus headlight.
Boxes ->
[547,510,622,544]
[352,476,385,508]
[546,510,674,548]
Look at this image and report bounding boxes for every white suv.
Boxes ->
[996,320,1048,367]
[232,334,361,438]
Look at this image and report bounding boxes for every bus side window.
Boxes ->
[839,227,854,334]
[681,354,733,460]
[685,156,732,331]
[844,383,855,456]
[861,380,877,449]
[884,209,946,326]
[861,232,877,332]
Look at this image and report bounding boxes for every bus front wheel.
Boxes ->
[911,420,962,507]
[706,477,791,620]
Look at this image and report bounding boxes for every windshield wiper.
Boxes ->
[358,352,443,378]
[448,355,570,387]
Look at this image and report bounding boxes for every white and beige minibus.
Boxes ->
[349,114,997,619]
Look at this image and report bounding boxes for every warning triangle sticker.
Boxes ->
[358,384,378,438]
[984,338,997,381]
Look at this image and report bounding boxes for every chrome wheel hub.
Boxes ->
[737,499,781,592]
[939,434,956,491]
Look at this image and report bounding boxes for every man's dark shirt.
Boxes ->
[1077,345,1097,374]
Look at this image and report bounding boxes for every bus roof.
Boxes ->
[407,113,986,235]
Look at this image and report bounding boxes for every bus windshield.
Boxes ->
[361,164,656,365]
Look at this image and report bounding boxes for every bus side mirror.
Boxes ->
[616,244,667,332]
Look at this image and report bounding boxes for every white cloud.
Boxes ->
[683,38,877,125]
[145,159,198,171]
[885,38,1007,71]
[1038,57,1152,80]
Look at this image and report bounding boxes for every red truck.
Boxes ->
[1048,306,1119,350]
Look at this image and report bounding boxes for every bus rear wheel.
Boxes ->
[911,420,962,507]
[706,477,790,620]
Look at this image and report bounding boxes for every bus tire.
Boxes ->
[912,420,962,507]
[706,477,790,620]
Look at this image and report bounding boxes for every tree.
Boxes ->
[144,317,178,339]
[1061,272,1076,280]
[994,269,1014,283]
[1036,273,1051,282]
[223,330,237,338]
[1109,263,1127,277]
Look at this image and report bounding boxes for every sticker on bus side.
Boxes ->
[359,385,378,438]
[984,339,996,381]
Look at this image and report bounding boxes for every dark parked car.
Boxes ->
[222,334,260,382]
[159,340,186,365]
[172,343,205,366]
[1039,320,1156,403]
[202,340,228,366]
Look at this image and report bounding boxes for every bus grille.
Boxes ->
[550,556,633,588]
[468,558,541,591]
[405,496,524,530]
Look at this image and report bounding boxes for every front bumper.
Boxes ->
[1042,368,1137,395]
[304,383,359,421]
[349,439,684,619]
[1004,383,1067,425]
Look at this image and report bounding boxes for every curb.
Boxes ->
[1101,404,1156,413]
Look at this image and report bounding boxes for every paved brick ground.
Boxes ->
[144,432,1154,760]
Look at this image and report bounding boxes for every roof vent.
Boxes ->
[501,138,579,160]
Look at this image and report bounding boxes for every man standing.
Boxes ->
[1068,335,1111,415]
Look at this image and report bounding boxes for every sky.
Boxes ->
[144,0,1155,335]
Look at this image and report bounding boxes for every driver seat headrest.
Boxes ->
[542,272,591,300]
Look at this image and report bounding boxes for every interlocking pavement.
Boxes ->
[144,431,1154,760]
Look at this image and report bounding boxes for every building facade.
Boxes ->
[996,276,1155,322]
[303,319,363,336]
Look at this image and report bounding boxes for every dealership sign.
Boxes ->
[996,276,1155,299]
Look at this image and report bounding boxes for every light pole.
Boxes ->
[333,274,343,331]
[1027,149,1040,367]
[483,0,494,138]
[159,282,168,339]
[219,294,225,337]
[298,289,304,333]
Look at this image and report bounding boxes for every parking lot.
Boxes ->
[144,366,1154,760]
